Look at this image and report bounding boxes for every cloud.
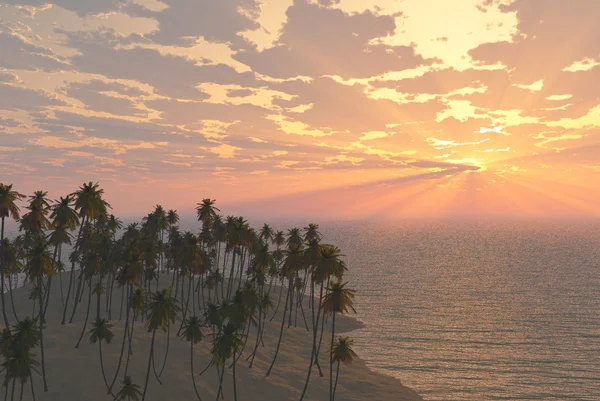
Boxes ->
[0,28,70,72]
[271,76,447,134]
[0,0,122,16]
[133,0,260,48]
[60,80,147,117]
[0,83,66,111]
[235,0,431,79]
[469,0,600,83]
[63,29,260,100]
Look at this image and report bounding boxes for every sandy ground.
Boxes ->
[3,272,423,401]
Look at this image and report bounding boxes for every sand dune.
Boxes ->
[3,273,423,401]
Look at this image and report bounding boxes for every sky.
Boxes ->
[1,0,599,219]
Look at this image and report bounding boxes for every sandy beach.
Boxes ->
[3,273,423,401]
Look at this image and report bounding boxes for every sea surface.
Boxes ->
[5,217,600,400]
[315,219,600,401]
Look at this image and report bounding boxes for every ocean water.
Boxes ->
[5,217,600,400]
[317,219,600,401]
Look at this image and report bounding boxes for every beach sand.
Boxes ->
[4,273,423,401]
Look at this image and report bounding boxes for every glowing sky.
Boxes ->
[1,0,599,218]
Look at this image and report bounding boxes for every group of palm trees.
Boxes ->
[0,182,358,401]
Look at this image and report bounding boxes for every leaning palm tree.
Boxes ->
[179,316,205,401]
[0,183,26,328]
[89,318,115,394]
[141,287,180,401]
[322,281,356,401]
[330,336,358,401]
[117,375,142,401]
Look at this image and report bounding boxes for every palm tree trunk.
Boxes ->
[158,325,170,378]
[118,284,124,321]
[37,277,49,392]
[329,311,336,401]
[248,307,263,368]
[141,329,157,401]
[29,377,36,401]
[266,284,291,376]
[75,279,92,348]
[18,382,23,401]
[226,251,236,300]
[232,350,238,401]
[58,246,65,307]
[10,378,15,401]
[123,313,136,379]
[269,284,284,322]
[7,275,19,323]
[96,279,102,321]
[215,365,225,401]
[190,343,202,401]
[332,360,341,401]
[288,276,295,328]
[298,281,322,401]
[61,217,86,325]
[99,340,112,392]
[0,217,8,329]
[109,285,130,392]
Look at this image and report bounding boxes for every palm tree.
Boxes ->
[142,287,180,401]
[166,210,179,228]
[48,195,79,309]
[303,223,321,243]
[211,322,243,401]
[3,317,42,401]
[117,376,142,401]
[196,199,220,227]
[322,281,356,401]
[25,239,55,392]
[266,242,303,376]
[259,224,274,244]
[0,239,22,323]
[180,316,205,401]
[330,336,358,401]
[89,318,115,393]
[0,183,26,328]
[62,182,110,325]
[19,191,52,238]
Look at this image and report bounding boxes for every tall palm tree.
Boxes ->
[258,224,274,244]
[0,183,26,328]
[180,316,205,401]
[19,191,52,239]
[330,336,358,401]
[62,182,110,325]
[25,239,55,392]
[303,223,321,243]
[166,210,179,228]
[322,281,356,401]
[195,199,220,227]
[0,239,22,323]
[89,318,115,394]
[117,376,142,401]
[266,242,303,376]
[142,287,180,401]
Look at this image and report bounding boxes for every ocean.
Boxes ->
[316,218,600,401]
[4,217,600,400]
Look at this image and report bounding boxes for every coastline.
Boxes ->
[3,272,424,401]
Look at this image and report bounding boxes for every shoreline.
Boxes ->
[2,272,424,401]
